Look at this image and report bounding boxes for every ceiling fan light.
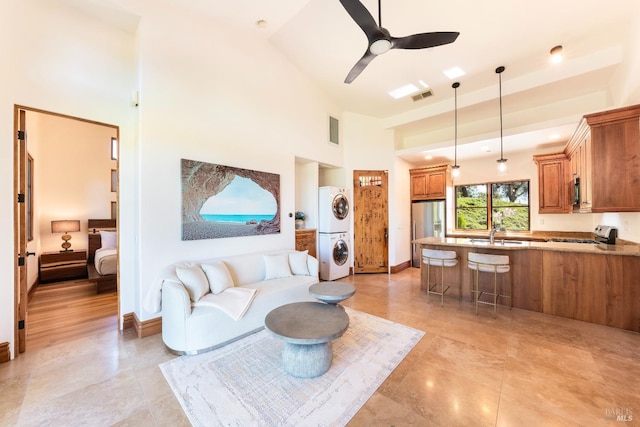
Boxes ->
[370,39,391,55]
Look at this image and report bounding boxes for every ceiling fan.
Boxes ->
[339,0,460,83]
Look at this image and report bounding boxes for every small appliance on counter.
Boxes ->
[594,225,618,244]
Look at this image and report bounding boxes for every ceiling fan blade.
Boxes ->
[391,32,460,50]
[344,50,377,84]
[338,0,380,41]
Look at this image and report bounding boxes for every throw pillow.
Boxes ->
[289,250,310,276]
[264,254,292,280]
[100,231,117,249]
[201,261,235,294]
[175,265,209,302]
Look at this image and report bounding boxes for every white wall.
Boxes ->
[0,0,137,358]
[295,160,319,230]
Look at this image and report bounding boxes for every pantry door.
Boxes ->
[352,170,388,273]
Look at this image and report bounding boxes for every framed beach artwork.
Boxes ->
[181,159,280,240]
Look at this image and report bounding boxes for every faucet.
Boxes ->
[489,224,496,244]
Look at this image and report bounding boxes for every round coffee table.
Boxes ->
[309,281,356,304]
[265,302,349,378]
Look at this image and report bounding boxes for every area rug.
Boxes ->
[160,307,424,426]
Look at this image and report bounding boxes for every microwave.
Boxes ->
[573,177,580,206]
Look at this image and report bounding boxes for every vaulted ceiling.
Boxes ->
[72,0,640,165]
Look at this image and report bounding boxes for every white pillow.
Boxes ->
[175,265,209,302]
[100,231,117,249]
[264,254,292,280]
[201,261,235,294]
[289,250,310,276]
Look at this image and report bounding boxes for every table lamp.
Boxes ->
[51,220,81,252]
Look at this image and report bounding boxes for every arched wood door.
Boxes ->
[353,170,388,273]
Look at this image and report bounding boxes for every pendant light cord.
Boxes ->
[452,82,460,167]
[496,66,505,160]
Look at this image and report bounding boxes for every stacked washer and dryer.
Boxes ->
[318,186,351,281]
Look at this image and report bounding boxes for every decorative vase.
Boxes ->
[295,219,304,229]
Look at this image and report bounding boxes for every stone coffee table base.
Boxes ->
[265,302,349,378]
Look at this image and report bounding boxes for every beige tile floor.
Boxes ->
[2,267,639,426]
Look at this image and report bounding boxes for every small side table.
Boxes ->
[39,250,88,283]
[309,281,355,304]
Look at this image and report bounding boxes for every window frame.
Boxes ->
[455,179,531,232]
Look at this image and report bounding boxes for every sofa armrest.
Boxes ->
[161,280,192,352]
[307,255,319,277]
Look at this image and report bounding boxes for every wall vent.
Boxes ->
[412,89,434,102]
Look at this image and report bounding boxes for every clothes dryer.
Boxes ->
[318,232,350,281]
[318,186,350,233]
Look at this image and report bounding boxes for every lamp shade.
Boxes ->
[51,220,80,234]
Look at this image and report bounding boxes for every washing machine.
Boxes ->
[318,186,350,233]
[318,232,350,281]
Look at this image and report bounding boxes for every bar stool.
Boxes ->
[422,249,461,306]
[468,252,512,317]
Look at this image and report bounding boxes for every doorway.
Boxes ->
[13,105,120,355]
[352,170,389,273]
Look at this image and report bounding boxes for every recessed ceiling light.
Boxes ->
[418,80,429,88]
[481,146,491,152]
[256,19,268,28]
[550,45,563,64]
[549,133,561,140]
[389,83,419,99]
[443,66,465,80]
[424,155,433,160]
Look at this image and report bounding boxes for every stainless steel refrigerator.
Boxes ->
[411,200,445,267]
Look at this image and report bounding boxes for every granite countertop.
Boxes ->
[413,236,640,257]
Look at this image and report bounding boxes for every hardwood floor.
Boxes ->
[26,279,118,351]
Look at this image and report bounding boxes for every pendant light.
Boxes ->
[496,66,507,176]
[451,82,461,180]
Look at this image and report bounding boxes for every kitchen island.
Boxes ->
[414,236,640,332]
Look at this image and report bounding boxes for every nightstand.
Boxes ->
[39,250,88,283]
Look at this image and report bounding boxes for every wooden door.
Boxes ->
[353,170,388,273]
[14,107,28,354]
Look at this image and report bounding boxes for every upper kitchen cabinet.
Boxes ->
[410,165,451,201]
[585,104,640,213]
[564,118,592,213]
[533,152,571,213]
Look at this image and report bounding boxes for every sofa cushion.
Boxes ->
[289,250,310,276]
[264,253,292,280]
[201,261,235,294]
[175,265,209,302]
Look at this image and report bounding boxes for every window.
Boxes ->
[455,184,487,230]
[491,181,530,231]
[455,180,530,231]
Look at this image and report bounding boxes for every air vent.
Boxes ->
[412,89,434,102]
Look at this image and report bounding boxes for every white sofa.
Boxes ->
[156,249,319,355]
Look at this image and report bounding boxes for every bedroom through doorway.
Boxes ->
[14,106,120,354]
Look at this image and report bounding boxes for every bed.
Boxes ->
[87,219,117,293]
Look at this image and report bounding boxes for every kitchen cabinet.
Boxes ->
[585,104,640,212]
[564,118,592,212]
[542,250,640,331]
[295,229,316,258]
[410,165,451,201]
[533,152,571,213]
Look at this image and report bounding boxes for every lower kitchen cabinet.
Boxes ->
[542,251,640,331]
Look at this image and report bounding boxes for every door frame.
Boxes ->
[13,105,120,356]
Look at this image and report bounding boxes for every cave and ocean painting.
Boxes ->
[181,159,280,240]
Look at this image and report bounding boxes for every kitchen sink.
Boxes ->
[469,238,524,246]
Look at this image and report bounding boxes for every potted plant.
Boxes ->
[295,211,306,229]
